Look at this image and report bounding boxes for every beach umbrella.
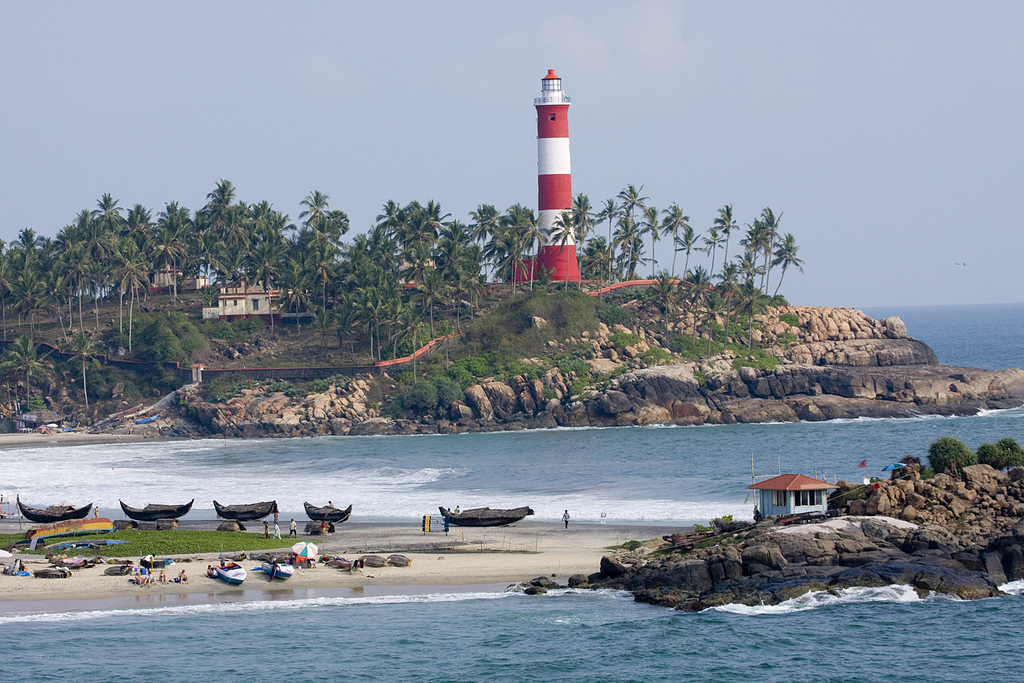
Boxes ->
[881,463,906,471]
[291,541,318,558]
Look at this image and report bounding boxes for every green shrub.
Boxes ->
[596,302,631,326]
[977,437,1024,470]
[928,436,977,474]
[641,347,672,364]
[693,370,707,387]
[542,386,556,400]
[434,376,462,407]
[731,354,779,372]
[776,332,798,345]
[779,313,800,327]
[557,357,591,379]
[402,381,438,412]
[608,332,641,351]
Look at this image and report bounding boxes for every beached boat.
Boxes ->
[213,500,278,521]
[17,497,93,524]
[303,502,353,523]
[25,517,115,541]
[258,561,295,580]
[141,555,174,570]
[438,505,534,527]
[208,562,247,585]
[33,567,72,579]
[119,499,194,521]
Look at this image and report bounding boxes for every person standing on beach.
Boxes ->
[289,519,297,537]
[562,510,570,529]
[273,521,281,539]
[263,521,270,539]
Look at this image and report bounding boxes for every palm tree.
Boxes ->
[713,204,738,271]
[661,204,691,277]
[313,308,335,353]
[572,193,595,251]
[652,271,678,330]
[740,220,771,290]
[279,258,312,334]
[641,206,661,276]
[612,215,643,280]
[0,336,52,404]
[0,254,11,340]
[114,238,150,352]
[702,226,723,278]
[759,207,783,292]
[549,210,576,287]
[736,279,771,348]
[13,270,47,336]
[684,265,711,341]
[771,233,804,297]
[68,331,97,408]
[469,204,500,280]
[248,239,285,334]
[716,263,740,346]
[617,185,648,279]
[596,199,619,283]
[580,236,613,282]
[415,269,450,334]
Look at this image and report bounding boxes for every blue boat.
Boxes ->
[134,414,159,425]
[208,562,246,585]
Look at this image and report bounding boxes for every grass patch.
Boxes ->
[2,529,299,558]
[778,313,800,327]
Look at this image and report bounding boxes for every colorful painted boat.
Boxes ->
[258,561,295,580]
[26,517,115,540]
[208,562,247,585]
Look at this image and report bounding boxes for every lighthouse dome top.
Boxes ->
[536,69,571,105]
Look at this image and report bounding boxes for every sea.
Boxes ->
[2,303,1022,682]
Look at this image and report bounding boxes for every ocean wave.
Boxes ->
[998,579,1024,595]
[0,587,631,625]
[706,585,930,615]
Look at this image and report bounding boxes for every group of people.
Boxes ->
[130,564,188,586]
[262,517,299,539]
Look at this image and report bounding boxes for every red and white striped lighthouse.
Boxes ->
[534,69,579,282]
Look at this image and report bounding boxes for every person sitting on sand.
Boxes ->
[174,569,188,584]
[158,570,167,583]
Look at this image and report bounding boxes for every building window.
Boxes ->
[772,490,787,507]
[796,490,822,506]
[549,113,556,121]
[252,299,260,311]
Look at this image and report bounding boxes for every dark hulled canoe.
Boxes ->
[303,502,353,523]
[17,497,93,524]
[213,500,278,521]
[119,499,194,521]
[438,506,534,527]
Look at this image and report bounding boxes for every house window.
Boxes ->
[796,490,822,506]
[772,490,787,507]
[252,299,260,311]
[549,113,556,121]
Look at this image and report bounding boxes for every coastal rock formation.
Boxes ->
[574,464,1024,609]
[173,306,1024,438]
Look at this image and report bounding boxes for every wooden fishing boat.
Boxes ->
[119,499,194,521]
[213,500,278,521]
[104,564,133,576]
[208,562,247,585]
[303,502,353,523]
[258,561,295,580]
[17,497,93,524]
[438,506,534,527]
[25,517,115,541]
[33,567,72,579]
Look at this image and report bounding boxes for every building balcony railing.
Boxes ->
[534,95,571,105]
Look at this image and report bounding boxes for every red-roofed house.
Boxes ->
[748,474,837,517]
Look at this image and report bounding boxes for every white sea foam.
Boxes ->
[707,584,926,615]
[998,579,1024,595]
[0,587,631,625]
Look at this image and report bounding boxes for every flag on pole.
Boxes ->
[857,460,867,468]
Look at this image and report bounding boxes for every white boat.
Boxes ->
[259,561,295,580]
[209,562,247,585]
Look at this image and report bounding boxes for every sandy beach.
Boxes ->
[0,431,150,450]
[0,521,681,608]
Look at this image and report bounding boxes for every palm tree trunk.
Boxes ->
[82,359,89,408]
[128,284,135,352]
[773,267,788,298]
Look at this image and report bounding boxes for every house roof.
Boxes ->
[748,474,837,491]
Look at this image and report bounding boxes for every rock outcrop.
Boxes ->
[562,464,1024,610]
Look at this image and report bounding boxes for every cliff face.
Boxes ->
[174,306,1024,439]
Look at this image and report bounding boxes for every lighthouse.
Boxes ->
[533,69,580,282]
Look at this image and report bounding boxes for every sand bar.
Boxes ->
[0,522,683,608]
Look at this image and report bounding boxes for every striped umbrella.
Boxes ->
[291,541,318,559]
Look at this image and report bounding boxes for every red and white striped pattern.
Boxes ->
[534,69,579,281]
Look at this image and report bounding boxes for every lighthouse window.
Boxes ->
[549,113,556,121]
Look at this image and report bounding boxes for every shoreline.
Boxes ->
[0,522,680,610]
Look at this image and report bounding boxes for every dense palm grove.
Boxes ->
[0,179,804,416]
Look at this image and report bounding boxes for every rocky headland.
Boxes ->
[525,463,1024,608]
[155,305,1024,439]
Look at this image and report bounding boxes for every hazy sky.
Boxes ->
[1,1,1021,308]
